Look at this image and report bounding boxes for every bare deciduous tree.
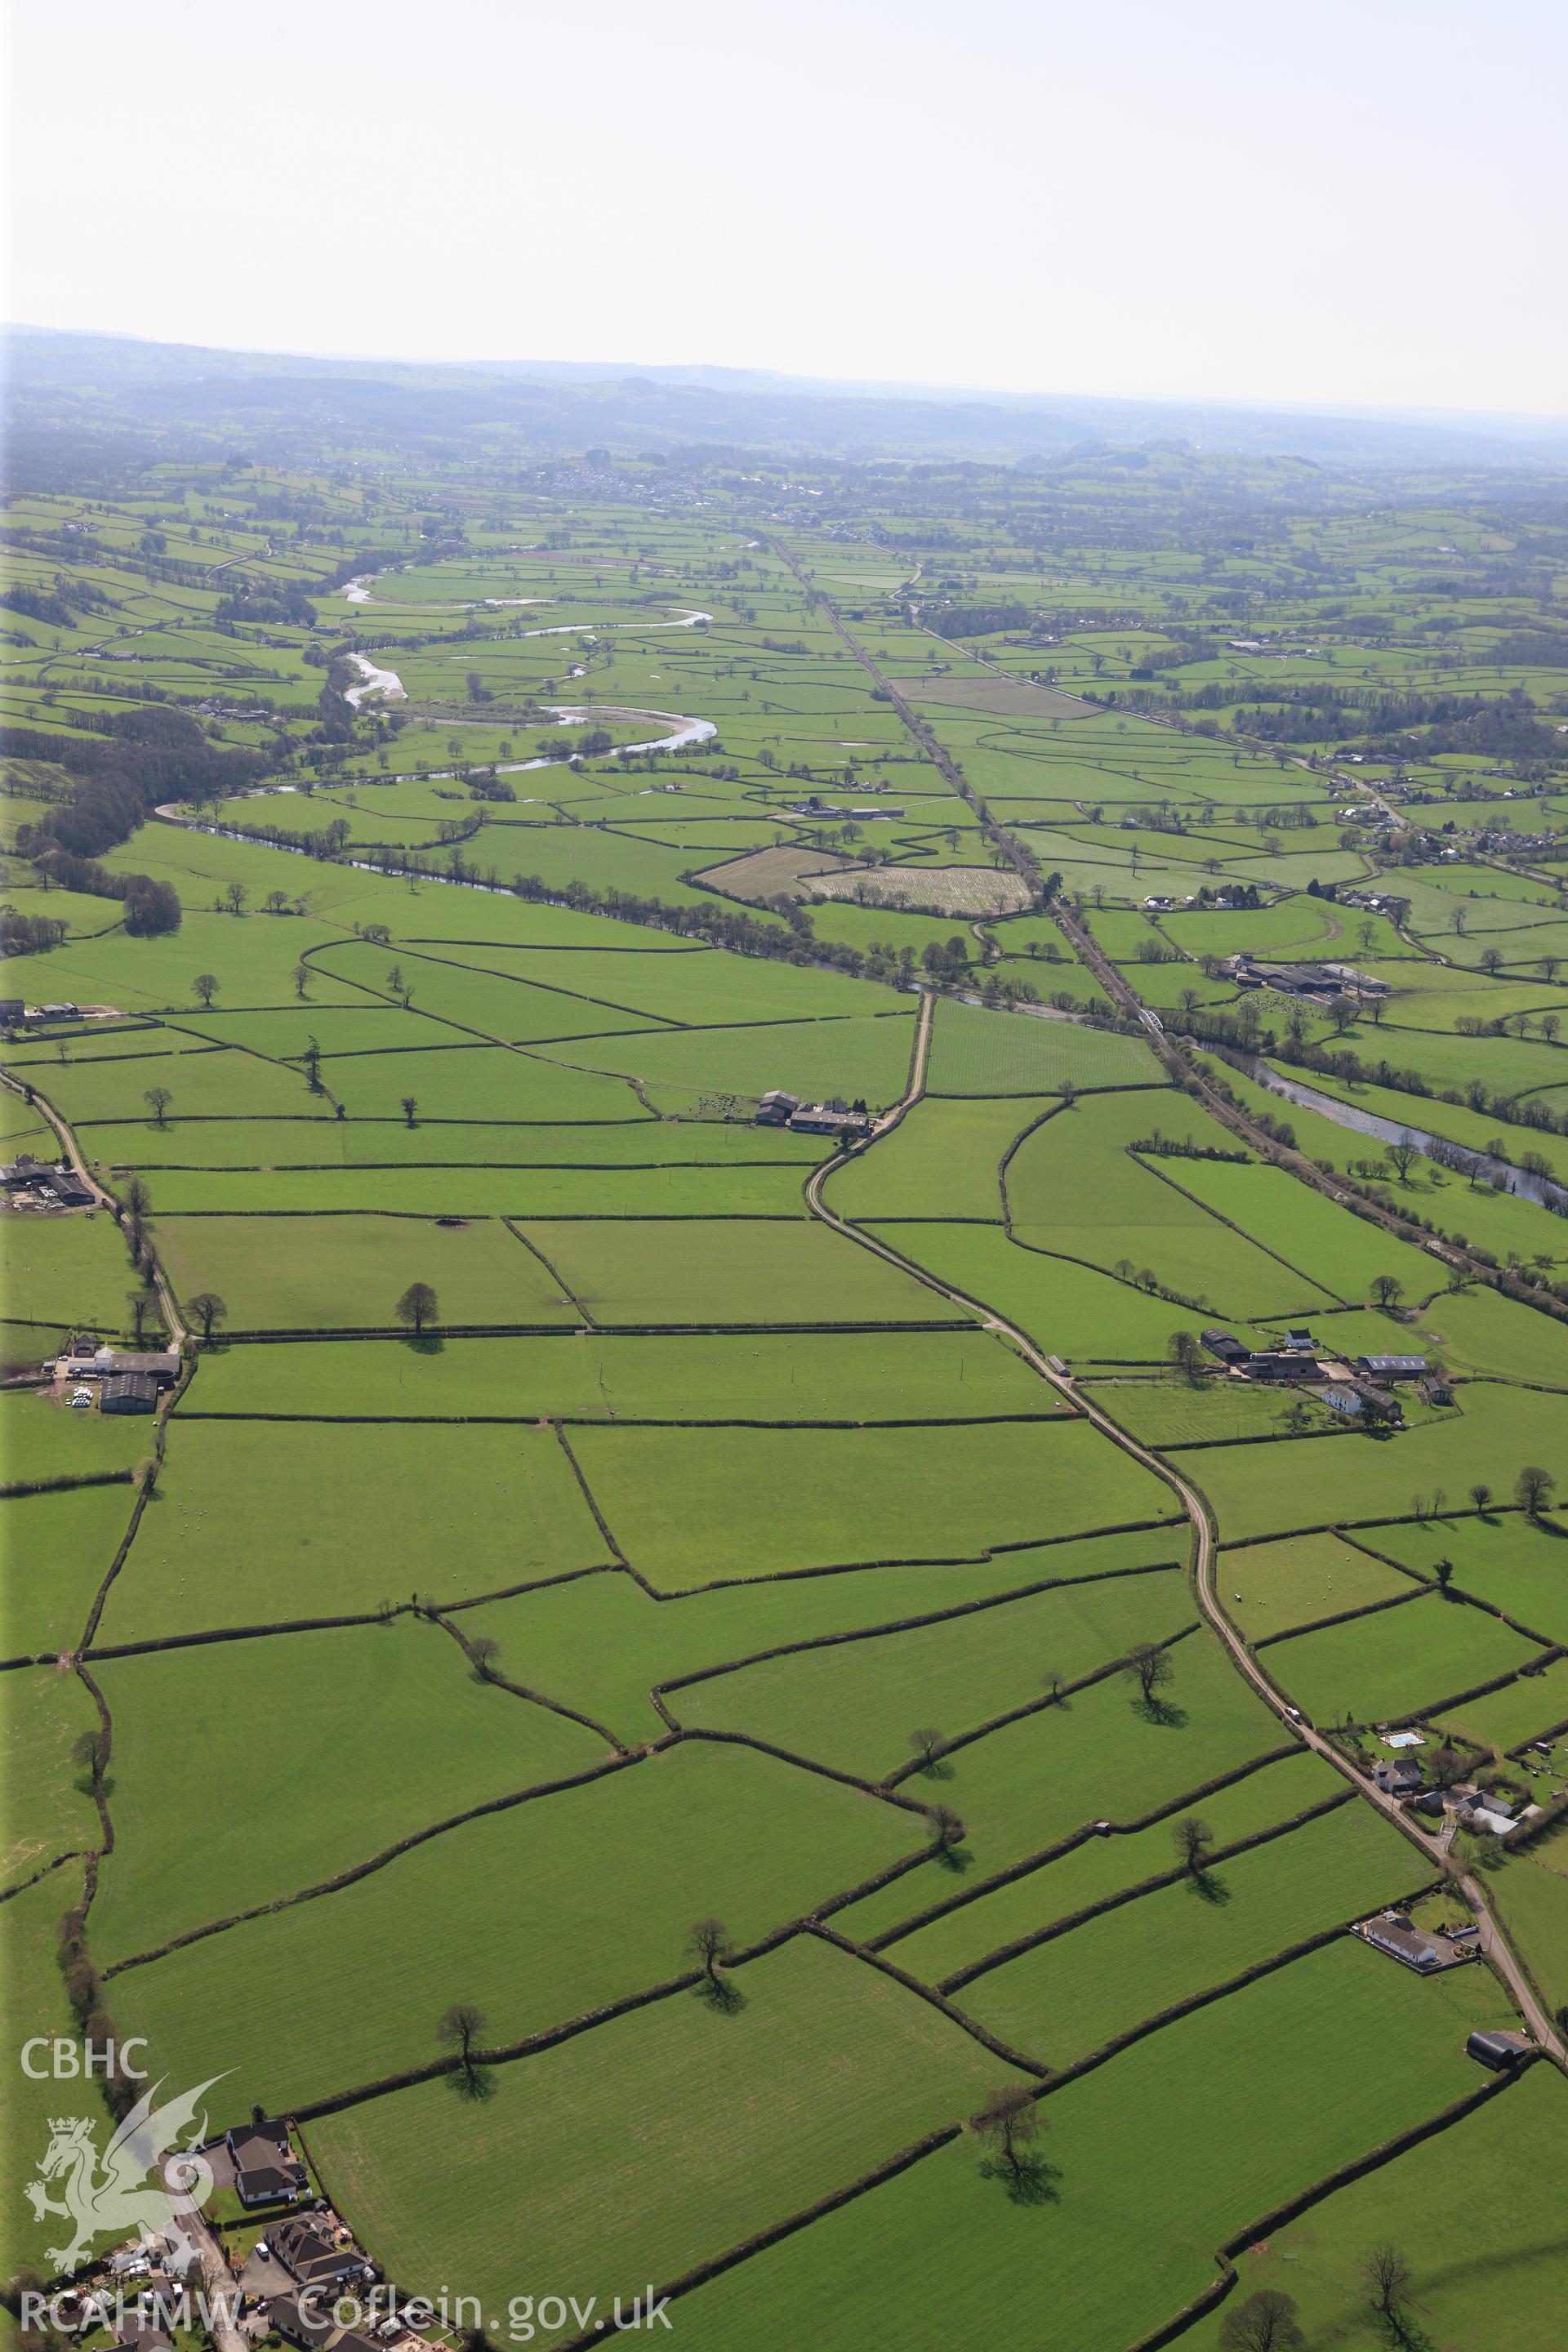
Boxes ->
[967,2082,1040,2178]
[687,1918,735,1984]
[143,1086,172,1129]
[193,973,219,1009]
[1218,2288,1306,2352]
[1362,2244,1412,2328]
[1124,1642,1174,1707]
[908,1726,946,1771]
[435,2002,488,2095]
[1172,1815,1214,1875]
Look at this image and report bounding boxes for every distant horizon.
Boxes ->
[10,322,1568,436]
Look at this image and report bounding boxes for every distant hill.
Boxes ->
[6,324,1568,469]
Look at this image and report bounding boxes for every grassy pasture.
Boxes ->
[307,1935,1006,2325]
[674,1566,1189,1777]
[40,1048,326,1125]
[1084,1377,1341,1445]
[960,1798,1418,2066]
[1171,1382,1568,1541]
[2,1482,136,1657]
[314,1044,651,1122]
[1218,1530,1414,1640]
[866,1220,1272,1359]
[182,1325,1049,1422]
[386,940,896,1027]
[0,1666,102,1888]
[0,1388,153,1485]
[89,1620,608,1962]
[571,1417,1164,1588]
[533,1010,919,1112]
[1359,1512,1568,1646]
[95,1420,608,1641]
[889,1748,1337,1984]
[926,1000,1160,1095]
[839,1630,1283,1926]
[515,1216,962,1325]
[461,1530,1183,1747]
[1227,2058,1568,2352]
[1261,1588,1544,1725]
[113,1740,920,2114]
[137,1163,812,1217]
[0,1872,96,2278]
[1434,1655,1568,1752]
[1160,1159,1446,1305]
[826,1095,1054,1221]
[0,1206,135,1330]
[666,1941,1490,2352]
[152,1213,586,1330]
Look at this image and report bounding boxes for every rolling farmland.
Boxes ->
[5,417,1568,2352]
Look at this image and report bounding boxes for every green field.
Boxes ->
[9,429,1568,2345]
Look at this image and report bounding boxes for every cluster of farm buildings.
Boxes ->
[1201,1325,1450,1423]
[755,1090,875,1137]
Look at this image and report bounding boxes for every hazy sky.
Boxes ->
[7,0,1566,416]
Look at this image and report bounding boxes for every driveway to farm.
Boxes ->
[803,995,1567,2069]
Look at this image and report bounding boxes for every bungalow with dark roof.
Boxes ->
[226,2118,309,2207]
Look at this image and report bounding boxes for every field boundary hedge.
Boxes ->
[1250,1584,1431,1650]
[879,1620,1201,1790]
[809,1921,1049,2076]
[652,1557,1183,1709]
[936,1788,1357,1993]
[105,1747,653,1978]
[867,1741,1302,1950]
[0,1468,136,1499]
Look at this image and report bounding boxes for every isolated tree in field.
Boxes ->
[187,1292,227,1342]
[1370,1273,1405,1310]
[73,1727,110,1793]
[395,1281,439,1334]
[929,1804,966,1860]
[467,1634,501,1682]
[1124,1641,1174,1708]
[292,963,311,998]
[1172,1815,1214,1876]
[967,2083,1040,2180]
[908,1727,946,1772]
[193,973,219,1009]
[1516,1464,1557,1521]
[1469,1481,1494,1516]
[1168,1329,1204,1385]
[1218,2289,1305,2352]
[1362,2245,1412,2330]
[1040,1667,1065,1703]
[1387,1133,1419,1183]
[435,2002,488,2095]
[143,1085,172,1129]
[387,964,405,998]
[687,1918,735,1985]
[400,1095,418,1128]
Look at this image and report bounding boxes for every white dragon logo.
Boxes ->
[24,2075,229,2271]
